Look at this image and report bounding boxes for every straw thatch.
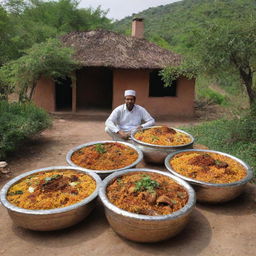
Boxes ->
[61,30,181,69]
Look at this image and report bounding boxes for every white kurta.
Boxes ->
[105,104,155,133]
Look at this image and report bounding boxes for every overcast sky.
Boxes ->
[79,0,181,20]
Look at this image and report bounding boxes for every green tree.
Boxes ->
[0,38,78,101]
[161,0,256,108]
[183,0,256,107]
[0,5,16,65]
[1,0,112,62]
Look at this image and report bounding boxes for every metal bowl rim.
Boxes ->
[99,168,196,221]
[165,149,254,187]
[0,166,102,215]
[130,126,195,149]
[66,140,143,174]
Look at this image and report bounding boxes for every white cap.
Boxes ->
[124,90,136,97]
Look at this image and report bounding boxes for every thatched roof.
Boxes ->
[61,30,181,69]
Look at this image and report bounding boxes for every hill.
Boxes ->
[114,0,204,53]
[113,0,255,109]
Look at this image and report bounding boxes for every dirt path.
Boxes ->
[0,115,255,256]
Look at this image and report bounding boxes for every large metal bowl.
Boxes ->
[131,126,194,164]
[66,140,143,178]
[0,166,101,231]
[99,168,196,243]
[165,149,254,203]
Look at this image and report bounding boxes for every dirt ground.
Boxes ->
[0,113,255,256]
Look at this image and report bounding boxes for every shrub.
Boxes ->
[182,114,256,177]
[197,87,228,105]
[0,101,51,160]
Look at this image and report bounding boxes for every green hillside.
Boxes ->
[114,0,256,109]
[115,0,255,54]
[114,0,187,52]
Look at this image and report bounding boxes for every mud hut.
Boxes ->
[33,18,195,117]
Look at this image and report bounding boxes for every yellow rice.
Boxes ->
[170,152,247,184]
[71,142,138,170]
[107,172,188,216]
[7,169,96,210]
[134,126,191,146]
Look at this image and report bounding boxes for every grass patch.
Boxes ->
[181,116,256,177]
[197,87,228,106]
[0,101,52,160]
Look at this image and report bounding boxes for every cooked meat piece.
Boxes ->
[70,189,78,195]
[215,160,229,169]
[165,127,176,134]
[224,169,235,175]
[61,197,69,205]
[70,175,79,182]
[156,195,174,207]
[40,176,69,192]
[189,154,215,166]
[154,126,176,135]
[141,191,157,204]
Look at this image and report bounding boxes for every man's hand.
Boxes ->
[117,130,130,140]
[136,125,143,130]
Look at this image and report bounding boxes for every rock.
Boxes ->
[0,161,7,168]
[0,168,11,174]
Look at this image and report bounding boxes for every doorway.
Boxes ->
[55,76,72,111]
[76,67,113,110]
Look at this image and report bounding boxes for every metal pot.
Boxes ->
[0,166,102,231]
[131,126,194,164]
[99,168,196,242]
[165,149,254,203]
[66,140,143,178]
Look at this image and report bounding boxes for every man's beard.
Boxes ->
[126,103,134,111]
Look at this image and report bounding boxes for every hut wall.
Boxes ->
[33,77,55,112]
[113,69,195,117]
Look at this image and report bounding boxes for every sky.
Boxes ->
[78,0,181,20]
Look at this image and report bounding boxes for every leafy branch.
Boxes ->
[160,58,199,87]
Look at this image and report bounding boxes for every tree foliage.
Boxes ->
[0,0,112,62]
[115,0,256,108]
[0,38,78,101]
[184,0,256,107]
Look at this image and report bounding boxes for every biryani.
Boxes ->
[71,142,138,170]
[7,169,96,210]
[170,151,247,184]
[134,126,192,146]
[107,172,188,216]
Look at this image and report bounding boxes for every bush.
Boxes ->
[197,87,228,105]
[182,114,256,177]
[0,101,51,160]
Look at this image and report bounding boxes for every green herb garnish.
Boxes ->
[9,190,23,195]
[135,175,159,193]
[117,177,123,185]
[215,160,222,165]
[151,135,159,142]
[95,144,107,154]
[44,174,62,184]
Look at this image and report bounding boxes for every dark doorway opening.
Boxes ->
[55,77,72,111]
[76,67,113,110]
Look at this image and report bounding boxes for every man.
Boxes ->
[105,89,155,141]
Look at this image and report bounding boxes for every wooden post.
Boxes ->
[71,72,77,112]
